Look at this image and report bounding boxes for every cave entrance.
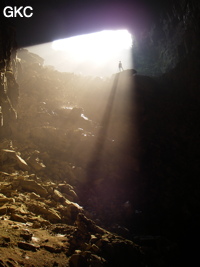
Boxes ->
[24,29,133,77]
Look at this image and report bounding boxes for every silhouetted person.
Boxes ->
[118,61,123,72]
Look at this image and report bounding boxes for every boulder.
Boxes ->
[15,154,30,171]
[63,199,83,218]
[19,180,48,197]
[57,200,82,223]
[0,206,8,215]
[27,157,46,171]
[0,196,14,206]
[0,149,30,171]
[26,150,46,171]
[58,184,78,202]
[75,213,105,234]
[17,241,40,252]
[52,189,66,203]
[27,202,61,223]
[0,140,13,149]
[42,244,64,253]
[28,192,41,200]
[20,230,33,241]
[28,216,50,228]
[10,213,27,223]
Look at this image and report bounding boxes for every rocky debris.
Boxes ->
[0,167,83,226]
[69,251,107,267]
[58,184,78,202]
[19,179,48,197]
[10,213,27,223]
[66,214,142,267]
[27,202,62,223]
[0,219,70,266]
[75,213,105,235]
[0,213,144,267]
[17,241,40,252]
[52,189,66,203]
[20,229,33,241]
[0,165,145,266]
[26,150,46,172]
[0,134,148,266]
[1,45,192,266]
[0,149,30,171]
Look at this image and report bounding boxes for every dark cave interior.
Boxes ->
[0,0,200,266]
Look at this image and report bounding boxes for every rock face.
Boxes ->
[133,0,200,75]
[0,21,19,137]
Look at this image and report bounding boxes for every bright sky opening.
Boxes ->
[52,30,132,63]
[25,30,133,77]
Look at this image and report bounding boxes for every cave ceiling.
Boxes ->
[1,0,170,47]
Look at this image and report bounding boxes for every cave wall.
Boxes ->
[133,0,200,76]
[0,20,19,137]
[132,0,200,250]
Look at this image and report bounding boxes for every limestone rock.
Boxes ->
[15,154,30,171]
[1,149,30,171]
[28,192,41,200]
[58,184,78,202]
[42,244,64,253]
[27,157,46,171]
[0,140,13,149]
[0,206,7,215]
[20,229,33,241]
[0,196,14,205]
[19,180,48,197]
[26,150,46,171]
[27,202,61,223]
[62,199,83,221]
[52,189,65,203]
[0,182,16,197]
[75,213,105,234]
[17,241,40,252]
[10,213,27,223]
[58,200,83,224]
[28,216,50,228]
